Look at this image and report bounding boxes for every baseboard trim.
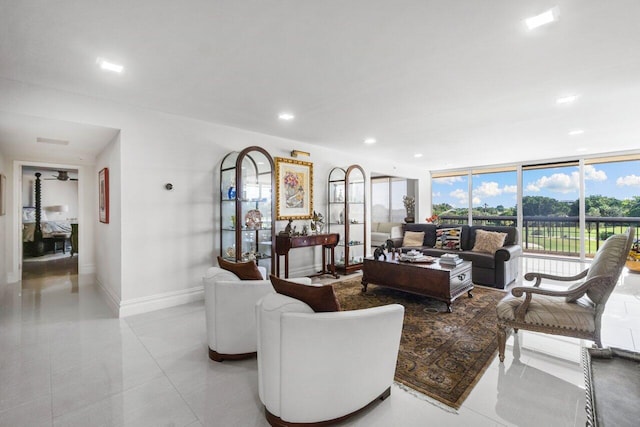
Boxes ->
[96,277,121,318]
[118,286,204,318]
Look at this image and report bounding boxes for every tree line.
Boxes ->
[434,195,640,218]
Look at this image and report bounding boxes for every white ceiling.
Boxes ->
[1,0,639,170]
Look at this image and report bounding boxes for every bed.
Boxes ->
[22,207,72,241]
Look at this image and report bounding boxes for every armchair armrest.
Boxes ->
[524,269,588,287]
[278,305,404,422]
[511,275,611,321]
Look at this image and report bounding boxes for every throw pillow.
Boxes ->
[472,229,507,254]
[435,227,462,250]
[270,275,341,312]
[402,231,425,247]
[217,256,264,280]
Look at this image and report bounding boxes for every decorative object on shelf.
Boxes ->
[279,219,294,236]
[227,184,236,200]
[245,209,262,229]
[275,157,313,220]
[403,195,415,223]
[373,244,387,261]
[301,224,309,235]
[310,210,325,234]
[99,167,109,224]
[225,246,235,258]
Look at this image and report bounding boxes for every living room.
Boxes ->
[1,2,639,426]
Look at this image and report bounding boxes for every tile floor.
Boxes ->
[1,256,639,426]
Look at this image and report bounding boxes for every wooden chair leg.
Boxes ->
[497,324,509,362]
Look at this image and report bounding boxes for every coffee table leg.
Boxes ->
[468,290,473,298]
[446,303,453,313]
[361,279,368,293]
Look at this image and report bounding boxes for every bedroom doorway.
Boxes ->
[21,165,79,285]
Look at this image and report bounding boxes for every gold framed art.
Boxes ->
[275,157,313,220]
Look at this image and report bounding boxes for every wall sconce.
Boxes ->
[290,150,310,158]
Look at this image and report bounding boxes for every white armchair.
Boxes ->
[203,266,312,361]
[256,292,404,426]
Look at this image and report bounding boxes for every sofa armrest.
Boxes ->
[495,244,522,262]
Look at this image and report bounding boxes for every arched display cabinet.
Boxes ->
[327,164,366,274]
[220,146,275,274]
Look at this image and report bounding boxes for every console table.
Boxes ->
[275,233,339,279]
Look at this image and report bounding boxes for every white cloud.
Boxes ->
[584,165,607,181]
[617,174,640,187]
[503,185,517,193]
[434,176,463,185]
[472,196,481,205]
[450,188,468,206]
[432,191,441,197]
[474,181,502,198]
[524,165,607,194]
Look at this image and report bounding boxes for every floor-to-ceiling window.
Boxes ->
[431,172,468,224]
[371,176,409,223]
[431,154,640,258]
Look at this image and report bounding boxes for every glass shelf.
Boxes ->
[328,164,366,274]
[220,147,275,275]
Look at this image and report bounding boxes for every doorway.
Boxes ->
[21,165,79,285]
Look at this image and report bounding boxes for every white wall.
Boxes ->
[0,77,430,316]
[0,150,7,287]
[21,175,79,220]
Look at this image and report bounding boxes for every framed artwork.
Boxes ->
[99,168,109,223]
[275,157,313,220]
[0,174,5,216]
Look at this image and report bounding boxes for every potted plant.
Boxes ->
[403,196,415,223]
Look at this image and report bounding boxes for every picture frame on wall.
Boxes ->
[99,168,109,223]
[275,157,313,220]
[0,174,6,216]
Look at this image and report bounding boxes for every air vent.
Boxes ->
[37,137,69,145]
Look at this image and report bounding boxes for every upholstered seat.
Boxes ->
[256,291,404,426]
[497,227,634,362]
[203,265,311,361]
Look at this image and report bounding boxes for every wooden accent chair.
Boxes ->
[497,227,634,362]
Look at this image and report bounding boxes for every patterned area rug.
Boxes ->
[333,278,504,410]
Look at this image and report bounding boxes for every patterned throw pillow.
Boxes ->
[435,227,462,250]
[402,231,425,247]
[471,230,507,254]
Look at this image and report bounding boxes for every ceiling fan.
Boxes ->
[44,171,78,181]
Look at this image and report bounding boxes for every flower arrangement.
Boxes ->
[627,240,640,273]
[425,214,439,224]
[403,196,415,217]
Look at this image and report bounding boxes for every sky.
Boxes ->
[432,160,640,208]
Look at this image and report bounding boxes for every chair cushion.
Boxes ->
[217,256,264,280]
[497,293,596,332]
[269,275,341,312]
[567,232,630,303]
[435,227,462,250]
[402,231,425,247]
[472,229,507,254]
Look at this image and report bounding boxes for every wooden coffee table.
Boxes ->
[361,256,473,312]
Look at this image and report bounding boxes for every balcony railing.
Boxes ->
[439,215,640,257]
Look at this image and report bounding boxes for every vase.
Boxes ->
[227,186,236,199]
[404,216,415,223]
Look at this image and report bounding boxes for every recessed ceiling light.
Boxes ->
[363,138,376,144]
[96,57,124,73]
[278,113,295,121]
[414,153,423,158]
[568,129,584,136]
[556,94,579,104]
[525,8,556,30]
[37,137,69,145]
